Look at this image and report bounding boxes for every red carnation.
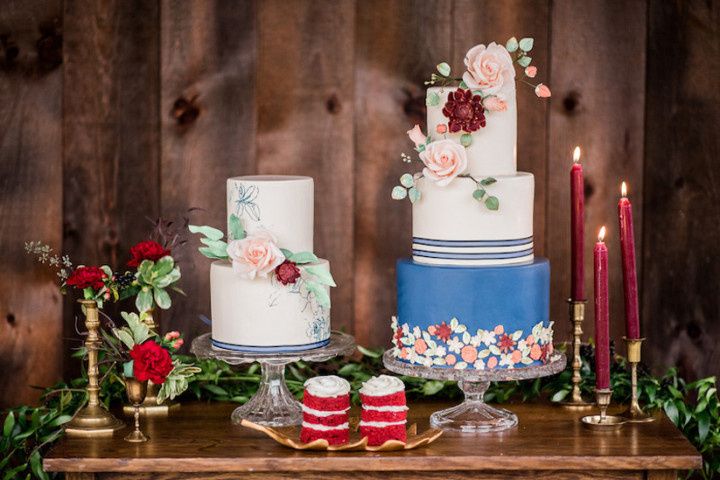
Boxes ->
[130,340,174,384]
[127,240,171,267]
[442,88,486,133]
[66,266,107,291]
[275,260,301,285]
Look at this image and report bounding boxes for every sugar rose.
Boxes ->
[227,230,285,280]
[419,139,468,187]
[463,42,515,95]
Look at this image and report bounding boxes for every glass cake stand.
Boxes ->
[191,331,356,427]
[384,350,566,433]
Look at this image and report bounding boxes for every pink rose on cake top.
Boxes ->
[226,229,284,279]
[359,375,408,446]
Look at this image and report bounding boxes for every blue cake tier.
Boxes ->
[392,258,554,370]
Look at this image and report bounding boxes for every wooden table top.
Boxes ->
[44,401,702,474]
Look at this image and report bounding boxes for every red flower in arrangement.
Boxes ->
[497,333,516,353]
[130,340,174,384]
[394,327,404,348]
[442,89,486,133]
[66,266,107,291]
[127,240,171,268]
[275,260,301,285]
[432,321,453,342]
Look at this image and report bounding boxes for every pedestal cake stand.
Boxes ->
[384,350,566,433]
[192,331,356,427]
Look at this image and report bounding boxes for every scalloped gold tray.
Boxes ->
[240,419,443,452]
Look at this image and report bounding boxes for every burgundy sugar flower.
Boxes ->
[275,260,301,285]
[442,89,486,133]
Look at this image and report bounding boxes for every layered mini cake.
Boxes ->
[359,375,408,446]
[300,376,351,445]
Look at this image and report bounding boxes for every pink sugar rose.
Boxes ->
[511,350,522,364]
[436,123,447,134]
[493,325,504,335]
[227,229,285,280]
[483,96,508,112]
[414,338,428,354]
[406,124,427,147]
[535,83,552,98]
[487,357,498,369]
[463,42,515,95]
[419,139,468,187]
[525,66,537,78]
[461,345,478,363]
[445,354,457,366]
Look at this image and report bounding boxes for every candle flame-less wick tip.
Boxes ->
[621,181,628,197]
[573,146,581,163]
[598,226,606,242]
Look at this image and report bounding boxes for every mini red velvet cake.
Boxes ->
[300,375,351,445]
[359,375,408,446]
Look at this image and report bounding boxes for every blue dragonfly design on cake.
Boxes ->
[233,184,261,221]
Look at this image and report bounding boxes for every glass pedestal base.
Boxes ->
[192,332,356,427]
[384,349,566,433]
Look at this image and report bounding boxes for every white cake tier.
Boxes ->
[412,173,534,266]
[210,259,331,351]
[227,176,314,252]
[426,86,517,177]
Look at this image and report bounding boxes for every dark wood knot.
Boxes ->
[563,91,580,114]
[325,94,341,114]
[36,21,63,70]
[583,178,594,199]
[402,87,426,125]
[172,95,200,125]
[6,313,15,325]
[0,35,19,64]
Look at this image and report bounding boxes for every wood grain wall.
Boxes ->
[1,0,718,407]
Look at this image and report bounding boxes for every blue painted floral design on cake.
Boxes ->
[306,316,330,343]
[233,183,261,221]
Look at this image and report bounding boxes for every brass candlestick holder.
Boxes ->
[560,299,593,409]
[581,388,626,430]
[124,377,149,443]
[65,299,125,437]
[621,337,654,422]
[123,309,179,416]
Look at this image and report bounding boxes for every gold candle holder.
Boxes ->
[65,299,125,437]
[621,337,655,422]
[124,377,149,443]
[123,309,179,416]
[560,299,593,409]
[581,388,626,430]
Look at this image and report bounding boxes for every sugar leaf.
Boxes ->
[460,133,473,147]
[517,56,532,68]
[391,186,408,200]
[506,37,519,52]
[289,251,319,264]
[436,62,451,77]
[485,196,500,211]
[473,188,486,200]
[426,91,440,107]
[400,173,414,188]
[189,224,224,241]
[228,214,245,241]
[408,187,421,204]
[519,37,534,52]
[303,265,336,287]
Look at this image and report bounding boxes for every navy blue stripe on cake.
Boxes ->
[211,338,330,353]
[413,236,533,248]
[412,248,534,260]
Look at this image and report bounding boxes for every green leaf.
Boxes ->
[473,188,486,200]
[47,414,73,428]
[188,224,224,241]
[138,260,155,284]
[154,287,171,310]
[480,177,497,186]
[289,251,319,264]
[664,400,680,425]
[154,267,181,289]
[426,92,440,107]
[3,412,14,437]
[113,329,135,349]
[458,80,468,89]
[506,36,519,52]
[485,196,499,211]
[154,256,174,276]
[280,248,294,259]
[391,186,407,200]
[357,345,382,358]
[517,55,532,68]
[408,187,421,204]
[123,360,134,378]
[203,384,229,396]
[400,173,414,188]
[436,62,451,77]
[519,37,534,52]
[198,246,229,260]
[122,311,152,344]
[302,266,336,287]
[460,133,472,147]
[305,281,331,308]
[4,463,28,480]
[551,389,570,402]
[423,380,445,396]
[136,288,154,313]
[697,412,710,443]
[228,214,245,241]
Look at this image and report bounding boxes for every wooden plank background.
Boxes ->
[1,0,718,407]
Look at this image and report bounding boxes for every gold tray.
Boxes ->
[240,419,443,452]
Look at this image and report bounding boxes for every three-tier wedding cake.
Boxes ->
[390,38,554,370]
[190,176,335,353]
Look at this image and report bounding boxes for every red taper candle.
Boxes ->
[594,226,610,390]
[570,146,585,300]
[618,182,641,339]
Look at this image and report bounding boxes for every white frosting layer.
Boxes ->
[210,260,330,348]
[359,420,407,427]
[227,176,314,252]
[302,405,350,417]
[412,173,534,266]
[304,375,351,398]
[302,422,349,431]
[426,86,517,176]
[362,405,409,412]
[359,375,405,396]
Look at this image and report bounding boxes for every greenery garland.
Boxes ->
[1,344,718,480]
